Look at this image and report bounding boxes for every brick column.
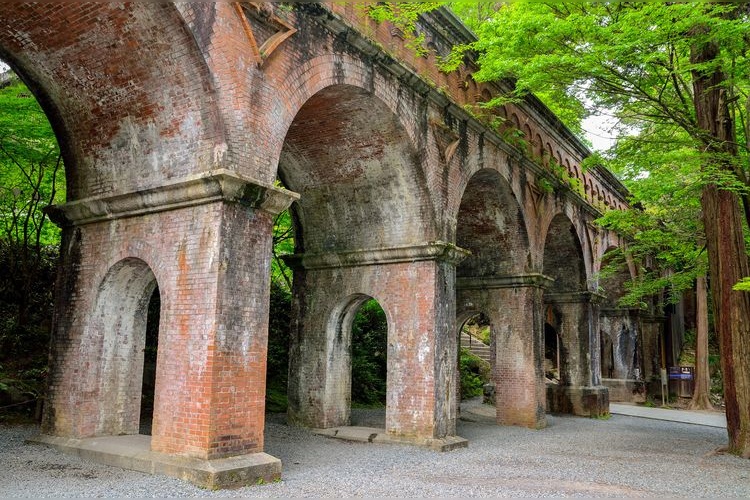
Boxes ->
[457,275,551,429]
[44,172,298,461]
[640,314,665,383]
[600,308,643,379]
[545,291,609,416]
[286,243,468,444]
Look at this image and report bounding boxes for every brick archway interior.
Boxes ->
[543,214,586,292]
[88,257,158,437]
[456,168,528,278]
[278,84,430,253]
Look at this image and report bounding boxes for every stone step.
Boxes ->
[459,332,491,362]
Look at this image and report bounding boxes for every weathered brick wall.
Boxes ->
[456,169,530,277]
[288,254,459,440]
[44,203,223,442]
[457,282,547,429]
[0,2,648,470]
[0,4,225,199]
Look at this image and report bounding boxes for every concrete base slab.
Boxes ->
[547,384,610,418]
[28,434,281,490]
[312,426,468,452]
[603,378,646,403]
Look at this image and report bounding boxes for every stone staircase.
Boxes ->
[460,332,491,363]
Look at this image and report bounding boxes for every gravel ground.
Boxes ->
[2,405,749,498]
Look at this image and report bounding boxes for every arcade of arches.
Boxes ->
[0,3,667,488]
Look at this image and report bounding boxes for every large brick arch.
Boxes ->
[598,245,634,307]
[542,212,588,292]
[13,2,643,486]
[455,168,530,277]
[266,52,425,176]
[0,3,225,200]
[277,82,435,252]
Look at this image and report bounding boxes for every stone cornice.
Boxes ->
[282,241,470,270]
[545,290,606,304]
[457,273,554,291]
[600,307,644,317]
[46,169,300,226]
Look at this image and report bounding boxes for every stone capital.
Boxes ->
[599,307,645,318]
[46,169,300,226]
[282,241,470,270]
[456,273,554,291]
[544,290,606,305]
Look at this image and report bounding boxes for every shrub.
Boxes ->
[460,348,490,399]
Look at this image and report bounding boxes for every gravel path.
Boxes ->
[2,407,749,498]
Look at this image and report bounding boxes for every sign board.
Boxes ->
[668,366,693,380]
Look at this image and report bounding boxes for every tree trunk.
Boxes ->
[688,275,713,411]
[692,30,750,458]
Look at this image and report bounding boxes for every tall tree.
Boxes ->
[445,2,750,456]
[596,128,713,411]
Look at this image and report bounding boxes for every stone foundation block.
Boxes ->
[28,434,281,489]
[546,384,609,417]
[313,426,468,452]
[602,378,646,403]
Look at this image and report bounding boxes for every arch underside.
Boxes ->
[456,169,529,277]
[543,214,586,292]
[0,3,223,200]
[89,258,158,436]
[279,84,433,253]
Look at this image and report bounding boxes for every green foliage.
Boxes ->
[351,299,388,407]
[266,281,292,412]
[366,2,443,57]
[732,277,750,292]
[0,71,63,418]
[537,178,554,194]
[462,313,490,344]
[459,348,488,399]
[596,139,707,308]
[271,209,294,292]
[450,2,750,146]
[446,2,748,312]
[0,74,65,246]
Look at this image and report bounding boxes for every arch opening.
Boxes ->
[458,313,492,402]
[543,214,586,293]
[326,295,389,427]
[350,298,388,410]
[545,322,561,382]
[456,168,528,277]
[542,213,589,400]
[139,286,161,435]
[599,248,642,384]
[89,258,160,436]
[0,62,66,421]
[280,84,432,429]
[278,84,432,254]
[544,305,567,384]
[455,168,530,423]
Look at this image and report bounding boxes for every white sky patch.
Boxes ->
[0,60,8,72]
[582,111,618,153]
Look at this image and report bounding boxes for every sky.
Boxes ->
[583,113,617,152]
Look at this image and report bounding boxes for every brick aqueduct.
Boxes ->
[1,3,665,487]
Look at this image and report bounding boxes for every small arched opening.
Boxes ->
[458,312,492,403]
[88,257,160,436]
[328,295,389,427]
